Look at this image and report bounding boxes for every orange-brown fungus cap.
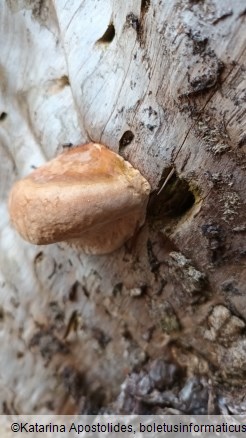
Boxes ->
[8,143,151,254]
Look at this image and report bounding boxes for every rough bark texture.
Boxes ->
[0,0,245,414]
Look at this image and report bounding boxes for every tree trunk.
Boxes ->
[0,0,245,414]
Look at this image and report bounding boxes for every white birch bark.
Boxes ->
[0,0,245,413]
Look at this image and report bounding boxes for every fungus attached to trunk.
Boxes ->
[8,143,150,254]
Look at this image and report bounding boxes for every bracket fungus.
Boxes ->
[8,143,151,254]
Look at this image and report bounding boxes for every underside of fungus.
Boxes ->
[8,143,151,254]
